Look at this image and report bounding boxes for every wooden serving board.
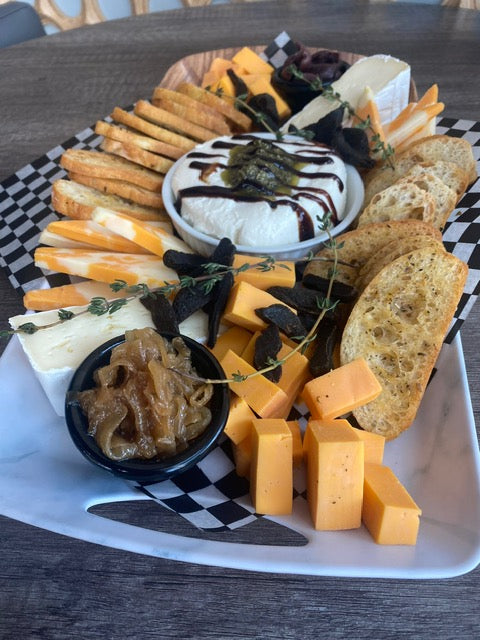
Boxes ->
[159,45,418,101]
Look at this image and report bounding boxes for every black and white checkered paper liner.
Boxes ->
[1,33,480,531]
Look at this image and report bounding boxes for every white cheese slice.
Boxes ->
[283,54,411,132]
[10,300,209,417]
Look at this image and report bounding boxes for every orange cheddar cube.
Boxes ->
[223,395,255,445]
[232,254,295,290]
[304,418,364,530]
[301,358,382,420]
[222,281,296,333]
[353,429,385,464]
[219,349,289,418]
[232,435,252,479]
[286,420,303,467]
[362,463,422,545]
[232,47,274,75]
[210,326,253,362]
[250,418,293,515]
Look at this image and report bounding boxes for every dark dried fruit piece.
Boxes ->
[163,249,206,276]
[204,272,234,348]
[309,316,339,377]
[140,292,179,335]
[253,324,283,382]
[210,236,236,267]
[302,273,358,303]
[255,304,307,341]
[172,284,212,324]
[268,284,327,315]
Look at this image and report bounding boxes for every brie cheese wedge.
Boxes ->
[283,54,411,132]
[10,300,209,417]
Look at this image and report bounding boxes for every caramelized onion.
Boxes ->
[78,328,213,461]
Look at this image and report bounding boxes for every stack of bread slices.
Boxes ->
[27,84,252,311]
[305,133,477,440]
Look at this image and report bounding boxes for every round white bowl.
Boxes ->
[162,139,364,261]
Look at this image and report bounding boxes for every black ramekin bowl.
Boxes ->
[65,332,230,484]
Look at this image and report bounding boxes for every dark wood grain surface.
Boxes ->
[1,1,480,638]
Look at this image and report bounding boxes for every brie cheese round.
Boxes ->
[171,134,348,248]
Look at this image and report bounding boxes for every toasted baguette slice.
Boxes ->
[68,172,164,209]
[94,121,185,159]
[134,100,218,143]
[153,87,231,123]
[100,138,174,174]
[363,155,421,208]
[340,246,468,439]
[355,235,445,292]
[60,149,164,193]
[404,160,469,204]
[175,82,252,131]
[111,107,196,152]
[303,220,442,286]
[402,134,477,185]
[399,172,457,230]
[51,179,167,222]
[357,179,436,227]
[152,96,231,136]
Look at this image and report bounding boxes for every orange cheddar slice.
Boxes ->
[305,418,364,530]
[223,281,296,333]
[286,420,303,467]
[362,463,421,545]
[46,220,149,254]
[250,418,293,515]
[301,358,382,420]
[91,207,192,256]
[354,86,386,147]
[353,429,385,464]
[223,395,255,445]
[209,326,253,362]
[232,435,252,479]
[232,47,274,76]
[23,280,128,311]
[232,254,295,290]
[34,248,177,288]
[219,349,289,418]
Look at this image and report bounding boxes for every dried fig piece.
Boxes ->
[140,292,179,335]
[162,250,206,276]
[255,304,307,341]
[309,316,339,377]
[172,284,212,324]
[204,271,234,348]
[253,324,283,382]
[302,273,358,303]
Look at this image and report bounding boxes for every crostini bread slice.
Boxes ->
[404,160,469,204]
[94,121,185,160]
[399,172,457,230]
[340,245,468,439]
[363,155,421,208]
[134,100,218,143]
[152,95,231,136]
[402,134,477,185]
[175,82,252,131]
[68,172,164,209]
[302,220,442,286]
[355,234,445,292]
[111,107,196,152]
[357,179,437,227]
[100,138,174,174]
[51,179,167,222]
[60,149,164,193]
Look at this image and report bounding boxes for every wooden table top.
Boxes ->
[1,1,480,637]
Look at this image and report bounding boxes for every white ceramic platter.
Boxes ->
[1,332,480,578]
